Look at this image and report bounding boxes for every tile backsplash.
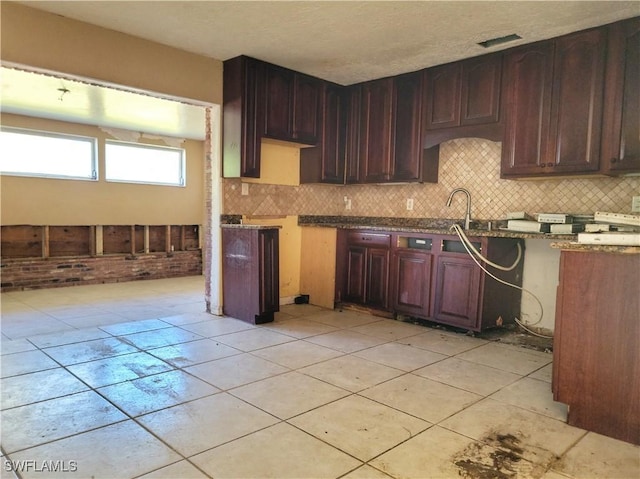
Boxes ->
[223,138,639,219]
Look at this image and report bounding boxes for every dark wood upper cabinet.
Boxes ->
[501,42,556,176]
[423,53,503,148]
[345,85,362,184]
[264,65,293,140]
[300,83,346,184]
[549,28,606,174]
[224,56,324,178]
[225,19,640,181]
[293,74,323,144]
[392,71,425,182]
[359,78,394,183]
[223,56,265,178]
[352,72,431,184]
[502,28,608,178]
[424,63,461,129]
[460,54,502,125]
[264,65,322,144]
[601,17,640,175]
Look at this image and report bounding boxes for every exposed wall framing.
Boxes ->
[1,224,201,259]
[1,224,203,291]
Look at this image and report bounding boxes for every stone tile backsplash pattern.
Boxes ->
[223,138,640,219]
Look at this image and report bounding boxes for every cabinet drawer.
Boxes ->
[347,231,391,248]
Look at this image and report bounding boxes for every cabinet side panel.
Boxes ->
[223,57,243,178]
[554,251,639,444]
[222,228,258,321]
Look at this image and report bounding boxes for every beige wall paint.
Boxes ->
[243,141,301,186]
[1,114,205,225]
[1,2,223,105]
[300,227,337,309]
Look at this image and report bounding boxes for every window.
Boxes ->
[105,141,185,186]
[0,127,97,180]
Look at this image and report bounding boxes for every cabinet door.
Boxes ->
[242,59,265,178]
[259,229,280,316]
[344,245,366,303]
[293,74,322,144]
[366,247,390,310]
[501,42,555,177]
[424,63,461,129]
[223,56,264,178]
[393,250,432,317]
[460,54,502,125]
[320,84,346,182]
[548,28,606,174]
[345,86,362,183]
[602,18,640,174]
[433,255,481,330]
[360,78,394,183]
[392,71,424,181]
[264,65,293,140]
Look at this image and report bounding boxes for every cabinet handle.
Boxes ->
[547,163,554,167]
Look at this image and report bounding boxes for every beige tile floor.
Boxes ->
[1,276,638,479]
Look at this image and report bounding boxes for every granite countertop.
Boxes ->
[221,224,282,230]
[550,241,640,254]
[297,215,578,240]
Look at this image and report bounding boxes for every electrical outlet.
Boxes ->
[345,198,352,210]
[406,198,414,211]
[241,183,249,196]
[632,196,640,213]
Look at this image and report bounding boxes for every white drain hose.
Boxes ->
[450,224,552,339]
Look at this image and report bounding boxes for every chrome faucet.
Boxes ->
[446,188,472,230]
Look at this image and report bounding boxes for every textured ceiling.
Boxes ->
[4,1,639,139]
[15,1,640,85]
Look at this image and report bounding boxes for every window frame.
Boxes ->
[0,126,98,181]
[104,140,186,187]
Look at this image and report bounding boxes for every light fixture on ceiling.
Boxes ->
[477,33,522,48]
[57,87,70,101]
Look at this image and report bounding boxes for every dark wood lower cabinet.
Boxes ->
[552,250,639,445]
[365,247,390,310]
[222,226,279,324]
[337,230,524,332]
[336,230,391,311]
[433,254,481,330]
[344,245,366,304]
[392,249,433,318]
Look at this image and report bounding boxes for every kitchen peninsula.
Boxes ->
[550,243,640,445]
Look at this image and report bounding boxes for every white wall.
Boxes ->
[520,239,561,332]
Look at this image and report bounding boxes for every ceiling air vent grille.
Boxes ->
[477,34,522,48]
